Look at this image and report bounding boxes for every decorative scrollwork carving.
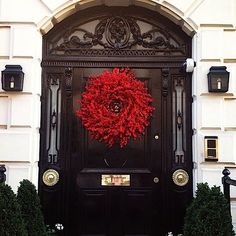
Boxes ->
[162,68,169,97]
[172,75,186,165]
[65,67,72,91]
[106,17,130,49]
[49,16,185,56]
[46,73,62,164]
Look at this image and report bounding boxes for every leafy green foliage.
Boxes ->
[17,179,47,236]
[184,183,235,236]
[0,183,27,236]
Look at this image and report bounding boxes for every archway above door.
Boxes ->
[38,0,197,37]
[42,5,192,65]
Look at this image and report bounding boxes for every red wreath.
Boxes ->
[76,68,154,147]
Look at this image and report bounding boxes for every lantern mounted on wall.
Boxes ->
[1,65,24,91]
[207,66,229,93]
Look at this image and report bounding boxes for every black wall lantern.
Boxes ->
[207,66,229,93]
[1,65,24,91]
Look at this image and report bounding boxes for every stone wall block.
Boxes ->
[0,27,10,58]
[10,95,33,127]
[0,132,32,162]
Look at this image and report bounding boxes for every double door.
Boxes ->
[40,66,192,236]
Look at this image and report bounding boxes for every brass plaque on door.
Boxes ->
[101,175,130,186]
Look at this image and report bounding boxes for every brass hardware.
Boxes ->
[154,135,159,140]
[153,177,159,183]
[172,169,189,186]
[101,175,130,186]
[42,169,59,186]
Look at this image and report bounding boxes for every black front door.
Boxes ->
[40,5,193,236]
[69,68,162,235]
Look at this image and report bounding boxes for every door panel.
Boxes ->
[78,189,108,235]
[72,68,161,170]
[122,189,153,235]
[69,68,162,235]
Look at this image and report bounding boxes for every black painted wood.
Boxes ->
[68,68,162,236]
[39,5,193,236]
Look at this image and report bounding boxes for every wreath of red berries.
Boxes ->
[76,68,154,147]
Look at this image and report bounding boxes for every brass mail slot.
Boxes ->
[101,175,130,186]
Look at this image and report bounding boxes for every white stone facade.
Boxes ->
[1,0,236,226]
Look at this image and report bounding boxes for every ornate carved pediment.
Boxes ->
[47,15,187,57]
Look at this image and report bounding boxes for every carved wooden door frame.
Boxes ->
[40,5,193,234]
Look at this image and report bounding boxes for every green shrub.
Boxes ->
[0,183,27,236]
[184,183,235,236]
[17,179,47,236]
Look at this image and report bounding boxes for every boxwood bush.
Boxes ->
[17,179,48,236]
[184,183,235,236]
[0,183,27,236]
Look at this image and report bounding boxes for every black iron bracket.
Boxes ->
[0,165,6,184]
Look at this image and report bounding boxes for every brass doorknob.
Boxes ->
[42,169,59,186]
[172,169,189,186]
